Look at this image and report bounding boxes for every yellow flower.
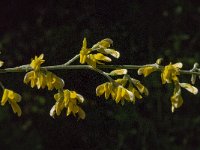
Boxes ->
[138,66,157,77]
[131,79,149,96]
[24,71,64,90]
[24,54,64,90]
[1,89,22,117]
[169,82,198,112]
[96,78,134,104]
[30,54,45,71]
[85,53,112,68]
[161,62,183,84]
[114,86,134,103]
[127,85,142,103]
[80,38,91,64]
[96,82,113,99]
[93,38,120,58]
[50,90,85,119]
[79,38,120,68]
[24,71,46,89]
[171,92,183,113]
[46,71,65,90]
[170,83,183,112]
[24,54,46,89]
[96,78,128,100]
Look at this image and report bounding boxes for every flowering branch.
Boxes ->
[0,37,199,118]
[0,64,200,75]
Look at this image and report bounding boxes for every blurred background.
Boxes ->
[0,0,200,149]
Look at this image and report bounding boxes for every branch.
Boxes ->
[0,64,199,76]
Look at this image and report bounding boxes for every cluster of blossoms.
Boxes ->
[79,38,149,105]
[80,38,120,68]
[50,89,85,119]
[1,54,85,119]
[24,54,85,119]
[0,37,199,119]
[24,54,65,90]
[138,61,198,112]
[96,69,148,104]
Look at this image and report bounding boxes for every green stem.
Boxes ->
[0,64,199,75]
[63,54,80,66]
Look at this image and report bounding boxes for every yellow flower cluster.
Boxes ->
[138,61,198,112]
[24,54,64,90]
[161,62,182,84]
[50,89,85,119]
[96,76,148,104]
[161,62,198,112]
[80,38,120,68]
[1,89,22,117]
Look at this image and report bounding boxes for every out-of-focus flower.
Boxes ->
[161,62,183,84]
[179,83,198,95]
[1,89,22,116]
[170,83,183,112]
[50,90,85,119]
[0,60,4,67]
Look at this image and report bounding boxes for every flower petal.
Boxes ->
[109,69,127,76]
[94,53,112,62]
[179,83,198,95]
[96,83,105,96]
[138,66,157,77]
[50,105,56,118]
[10,101,22,117]
[173,62,183,68]
[76,94,84,103]
[78,107,86,119]
[1,89,9,106]
[104,49,120,58]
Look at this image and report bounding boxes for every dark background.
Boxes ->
[0,0,200,149]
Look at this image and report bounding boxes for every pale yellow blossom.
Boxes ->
[161,62,183,84]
